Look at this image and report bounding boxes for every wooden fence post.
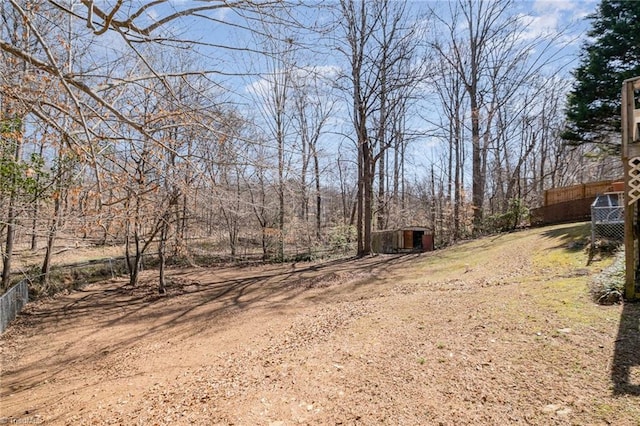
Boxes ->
[622,76,640,301]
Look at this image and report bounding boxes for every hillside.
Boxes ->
[1,222,639,425]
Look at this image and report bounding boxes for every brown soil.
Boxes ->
[1,223,639,425]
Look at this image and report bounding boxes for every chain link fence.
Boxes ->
[591,193,625,244]
[0,280,28,334]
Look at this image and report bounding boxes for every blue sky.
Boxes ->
[135,0,602,182]
[144,0,600,91]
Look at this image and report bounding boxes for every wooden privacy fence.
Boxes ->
[543,181,618,206]
[530,198,595,226]
[531,180,623,226]
[0,280,28,334]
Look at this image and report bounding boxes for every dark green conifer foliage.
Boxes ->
[563,0,640,151]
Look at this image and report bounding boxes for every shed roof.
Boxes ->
[372,227,431,233]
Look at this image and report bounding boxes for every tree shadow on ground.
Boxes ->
[13,253,419,334]
[540,222,623,267]
[612,301,640,396]
[540,222,591,250]
[0,253,423,399]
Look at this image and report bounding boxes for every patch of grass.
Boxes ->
[532,226,591,271]
[540,223,591,245]
[533,247,584,270]
[530,278,600,323]
[413,234,526,279]
[593,402,616,418]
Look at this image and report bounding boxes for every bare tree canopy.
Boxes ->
[0,0,613,291]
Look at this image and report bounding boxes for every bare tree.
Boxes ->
[291,68,335,240]
[248,33,295,259]
[336,0,426,255]
[0,0,304,288]
[430,0,574,234]
[198,110,253,257]
[0,1,56,288]
[426,51,468,240]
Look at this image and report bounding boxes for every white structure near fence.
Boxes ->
[591,192,625,243]
[0,280,29,333]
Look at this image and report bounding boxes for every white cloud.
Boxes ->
[533,0,579,13]
[519,13,560,41]
[516,0,598,45]
[293,65,342,82]
[244,65,342,96]
[244,76,270,97]
[215,7,230,22]
[532,0,598,23]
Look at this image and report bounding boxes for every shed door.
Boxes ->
[403,230,413,249]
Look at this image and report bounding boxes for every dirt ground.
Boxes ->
[1,223,639,425]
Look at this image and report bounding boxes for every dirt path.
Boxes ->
[1,223,639,425]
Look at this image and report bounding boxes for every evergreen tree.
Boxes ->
[562,0,640,151]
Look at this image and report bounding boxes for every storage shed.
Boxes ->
[372,227,433,254]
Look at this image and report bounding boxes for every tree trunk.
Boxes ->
[2,191,18,289]
[357,142,364,255]
[129,229,142,286]
[376,52,387,232]
[470,92,484,234]
[40,190,63,287]
[158,214,169,294]
[30,140,44,251]
[30,198,39,251]
[1,130,22,289]
[377,145,386,231]
[278,135,285,260]
[313,145,322,240]
[362,141,373,256]
[454,119,462,241]
[301,127,309,221]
